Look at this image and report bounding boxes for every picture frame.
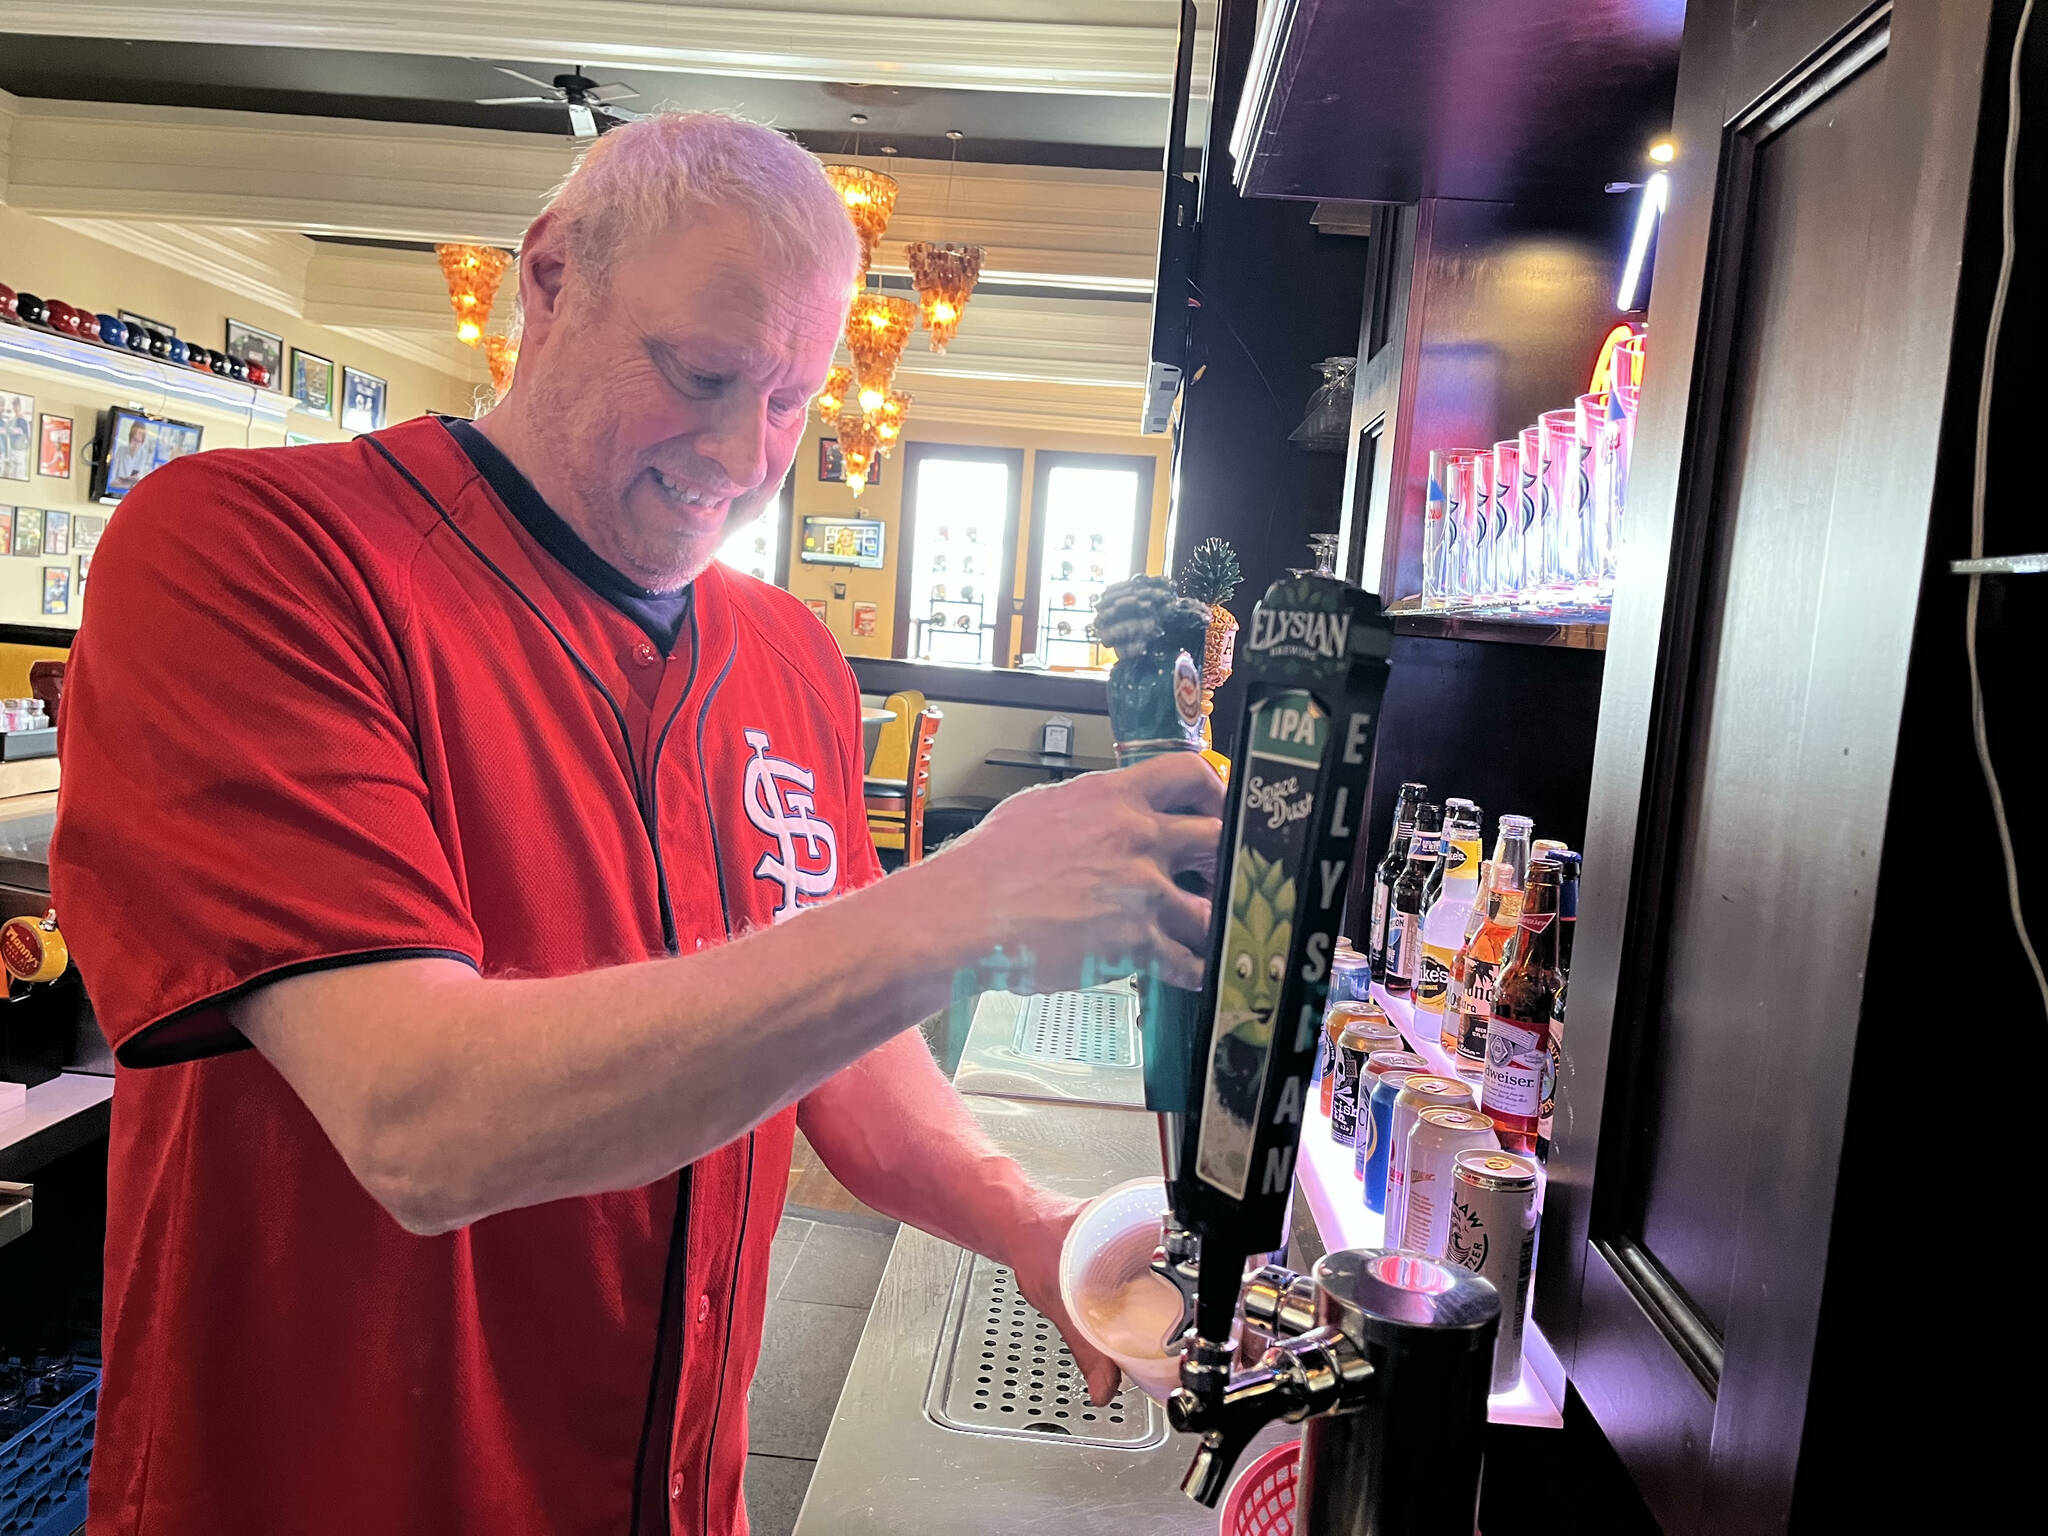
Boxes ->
[42,565,71,616]
[0,392,33,482]
[73,512,106,554]
[12,506,43,557]
[341,367,388,433]
[290,348,336,418]
[0,508,13,557]
[78,550,93,585]
[225,318,285,387]
[805,598,829,623]
[44,508,70,557]
[852,601,878,638]
[817,437,883,487]
[37,414,73,478]
[119,310,174,339]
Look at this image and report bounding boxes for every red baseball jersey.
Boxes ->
[49,415,882,1535]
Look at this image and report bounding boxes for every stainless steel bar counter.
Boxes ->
[794,991,1291,1535]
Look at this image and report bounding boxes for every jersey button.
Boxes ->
[632,640,660,667]
[696,1292,712,1324]
[670,1476,683,1503]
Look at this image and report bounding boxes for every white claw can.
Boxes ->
[1447,1149,1540,1393]
[1398,1108,1499,1258]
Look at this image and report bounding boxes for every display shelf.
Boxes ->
[1,321,293,424]
[0,1072,114,1180]
[1373,986,1484,1088]
[1386,599,1608,652]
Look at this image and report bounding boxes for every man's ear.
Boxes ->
[517,209,572,349]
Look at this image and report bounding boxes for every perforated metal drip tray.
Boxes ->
[924,1250,1167,1451]
[1012,989,1138,1066]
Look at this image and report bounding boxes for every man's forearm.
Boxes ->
[236,860,983,1235]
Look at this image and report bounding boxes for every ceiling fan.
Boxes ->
[477,66,643,138]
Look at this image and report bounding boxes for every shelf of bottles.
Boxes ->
[1031,464,1143,669]
[907,458,1009,665]
[1410,331,1643,623]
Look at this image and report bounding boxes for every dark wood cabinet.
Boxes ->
[1545,2,2026,1529]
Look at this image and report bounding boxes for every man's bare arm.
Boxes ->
[233,754,1221,1236]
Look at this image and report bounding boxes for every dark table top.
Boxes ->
[982,748,1118,775]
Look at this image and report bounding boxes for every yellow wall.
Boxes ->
[0,203,479,629]
[787,416,1172,660]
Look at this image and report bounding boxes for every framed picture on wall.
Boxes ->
[291,349,336,418]
[44,509,70,557]
[37,414,73,478]
[0,392,33,482]
[119,310,174,339]
[225,318,285,387]
[12,506,43,557]
[817,438,883,487]
[42,565,71,616]
[341,367,388,433]
[71,512,106,554]
[0,508,14,556]
[79,551,93,585]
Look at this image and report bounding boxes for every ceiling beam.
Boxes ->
[0,0,1206,98]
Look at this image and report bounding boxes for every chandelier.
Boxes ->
[482,335,519,394]
[815,364,852,424]
[906,241,985,353]
[822,165,900,284]
[435,244,514,346]
[874,389,910,454]
[836,411,881,497]
[845,293,915,413]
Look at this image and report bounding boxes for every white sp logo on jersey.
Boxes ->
[742,728,839,919]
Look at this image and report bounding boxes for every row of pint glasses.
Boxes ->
[1422,331,1644,611]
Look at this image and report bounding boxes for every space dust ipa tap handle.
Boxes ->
[1175,575,1390,1371]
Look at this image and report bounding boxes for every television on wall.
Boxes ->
[90,406,204,504]
[799,516,885,569]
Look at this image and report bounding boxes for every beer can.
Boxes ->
[1383,1075,1475,1241]
[1397,1108,1498,1257]
[1448,1150,1540,1393]
[1357,1052,1427,1209]
[1327,1014,1387,1149]
[1320,998,1394,1116]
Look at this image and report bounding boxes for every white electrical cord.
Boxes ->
[1969,0,2047,1016]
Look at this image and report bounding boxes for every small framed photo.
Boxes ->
[44,508,70,557]
[78,551,93,586]
[37,414,73,478]
[805,598,829,623]
[0,391,33,482]
[119,310,174,339]
[0,508,14,557]
[71,512,106,554]
[341,367,388,433]
[290,348,336,418]
[12,506,43,557]
[852,600,878,638]
[225,318,285,386]
[817,437,882,487]
[42,565,71,616]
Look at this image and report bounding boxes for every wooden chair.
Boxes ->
[864,707,942,866]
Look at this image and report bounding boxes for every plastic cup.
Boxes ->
[1058,1177,1187,1402]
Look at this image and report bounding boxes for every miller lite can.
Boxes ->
[1448,1150,1540,1393]
[1398,1108,1499,1257]
[1383,1075,1474,1241]
[1356,1051,1427,1205]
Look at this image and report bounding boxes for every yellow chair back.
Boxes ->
[868,689,925,779]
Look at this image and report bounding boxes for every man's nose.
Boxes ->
[698,398,770,491]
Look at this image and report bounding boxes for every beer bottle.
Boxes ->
[1368,783,1426,983]
[1416,801,1484,1021]
[1449,815,1533,1068]
[1422,796,1476,914]
[1538,850,1581,1156]
[1481,857,1564,1154]
[1382,802,1441,997]
[1442,860,1495,1055]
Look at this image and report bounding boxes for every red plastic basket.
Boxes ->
[1219,1439,1300,1536]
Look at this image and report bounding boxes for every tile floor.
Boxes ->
[743,1207,898,1536]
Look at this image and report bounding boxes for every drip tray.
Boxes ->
[1012,989,1137,1066]
[924,1250,1167,1451]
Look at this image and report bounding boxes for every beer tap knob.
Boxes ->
[1240,1265,1318,1340]
[1150,1218,1202,1354]
[1169,1326,1374,1506]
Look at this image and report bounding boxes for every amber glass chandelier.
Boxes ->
[815,364,853,424]
[482,335,519,394]
[435,244,514,346]
[822,165,900,283]
[836,411,881,496]
[906,241,984,353]
[845,293,915,413]
[874,389,910,454]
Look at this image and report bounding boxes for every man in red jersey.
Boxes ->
[50,113,1219,1536]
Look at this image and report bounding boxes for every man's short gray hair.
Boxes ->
[541,111,860,292]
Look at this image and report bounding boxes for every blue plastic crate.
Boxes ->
[0,1367,97,1536]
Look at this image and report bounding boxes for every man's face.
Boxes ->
[517,205,848,590]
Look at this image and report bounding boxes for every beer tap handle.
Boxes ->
[1150,1218,1202,1355]
[1169,1326,1374,1507]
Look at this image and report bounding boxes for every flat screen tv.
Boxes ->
[90,406,204,504]
[799,516,885,569]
